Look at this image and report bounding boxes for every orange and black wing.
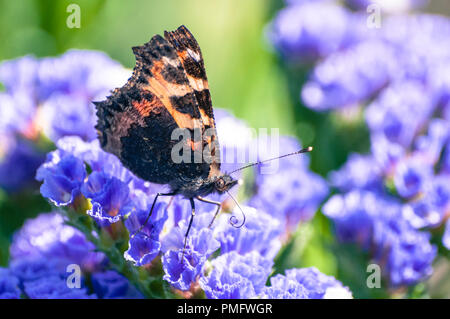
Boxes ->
[94,25,220,185]
[165,26,220,175]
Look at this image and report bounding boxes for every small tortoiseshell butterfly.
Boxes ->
[94,25,311,256]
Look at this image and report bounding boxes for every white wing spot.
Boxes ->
[187,48,201,62]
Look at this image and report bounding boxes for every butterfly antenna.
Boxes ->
[229,146,313,175]
[226,190,246,228]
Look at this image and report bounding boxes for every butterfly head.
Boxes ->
[214,174,238,194]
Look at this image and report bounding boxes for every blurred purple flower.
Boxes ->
[301,40,398,110]
[366,81,434,149]
[35,150,86,206]
[40,94,98,143]
[0,269,21,299]
[91,271,143,299]
[324,190,437,286]
[323,190,378,247]
[0,135,45,191]
[393,156,433,199]
[37,50,128,102]
[329,153,383,192]
[374,215,436,286]
[6,212,148,299]
[23,275,94,299]
[9,257,60,284]
[414,119,450,165]
[0,56,39,135]
[199,251,273,299]
[250,136,328,230]
[10,212,104,272]
[268,1,356,62]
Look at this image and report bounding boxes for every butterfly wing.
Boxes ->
[94,26,220,186]
[165,26,221,174]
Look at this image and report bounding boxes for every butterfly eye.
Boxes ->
[216,178,225,189]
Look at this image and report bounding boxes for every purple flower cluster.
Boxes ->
[261,267,352,299]
[30,87,333,298]
[0,51,128,192]
[270,2,450,112]
[2,49,339,298]
[0,212,142,299]
[270,0,450,286]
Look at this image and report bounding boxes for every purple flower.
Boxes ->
[162,250,206,291]
[37,50,128,102]
[323,190,379,247]
[329,153,383,192]
[393,156,433,199]
[263,267,352,299]
[199,251,273,299]
[215,206,282,260]
[5,212,149,299]
[10,212,104,272]
[302,40,398,110]
[366,81,434,149]
[56,136,145,189]
[0,269,21,299]
[161,213,220,290]
[0,55,39,94]
[124,202,167,267]
[0,56,39,135]
[285,268,352,299]
[35,150,86,206]
[0,135,45,192]
[40,94,98,143]
[9,257,60,284]
[414,119,450,165]
[268,1,355,62]
[81,171,134,224]
[91,271,143,299]
[260,274,308,299]
[23,275,95,299]
[374,216,436,286]
[324,190,437,286]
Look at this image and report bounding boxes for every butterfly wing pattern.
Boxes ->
[95,26,241,256]
[94,25,220,190]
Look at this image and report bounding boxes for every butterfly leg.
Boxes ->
[196,196,221,228]
[131,192,176,238]
[181,198,196,263]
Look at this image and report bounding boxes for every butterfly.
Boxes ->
[94,25,311,258]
